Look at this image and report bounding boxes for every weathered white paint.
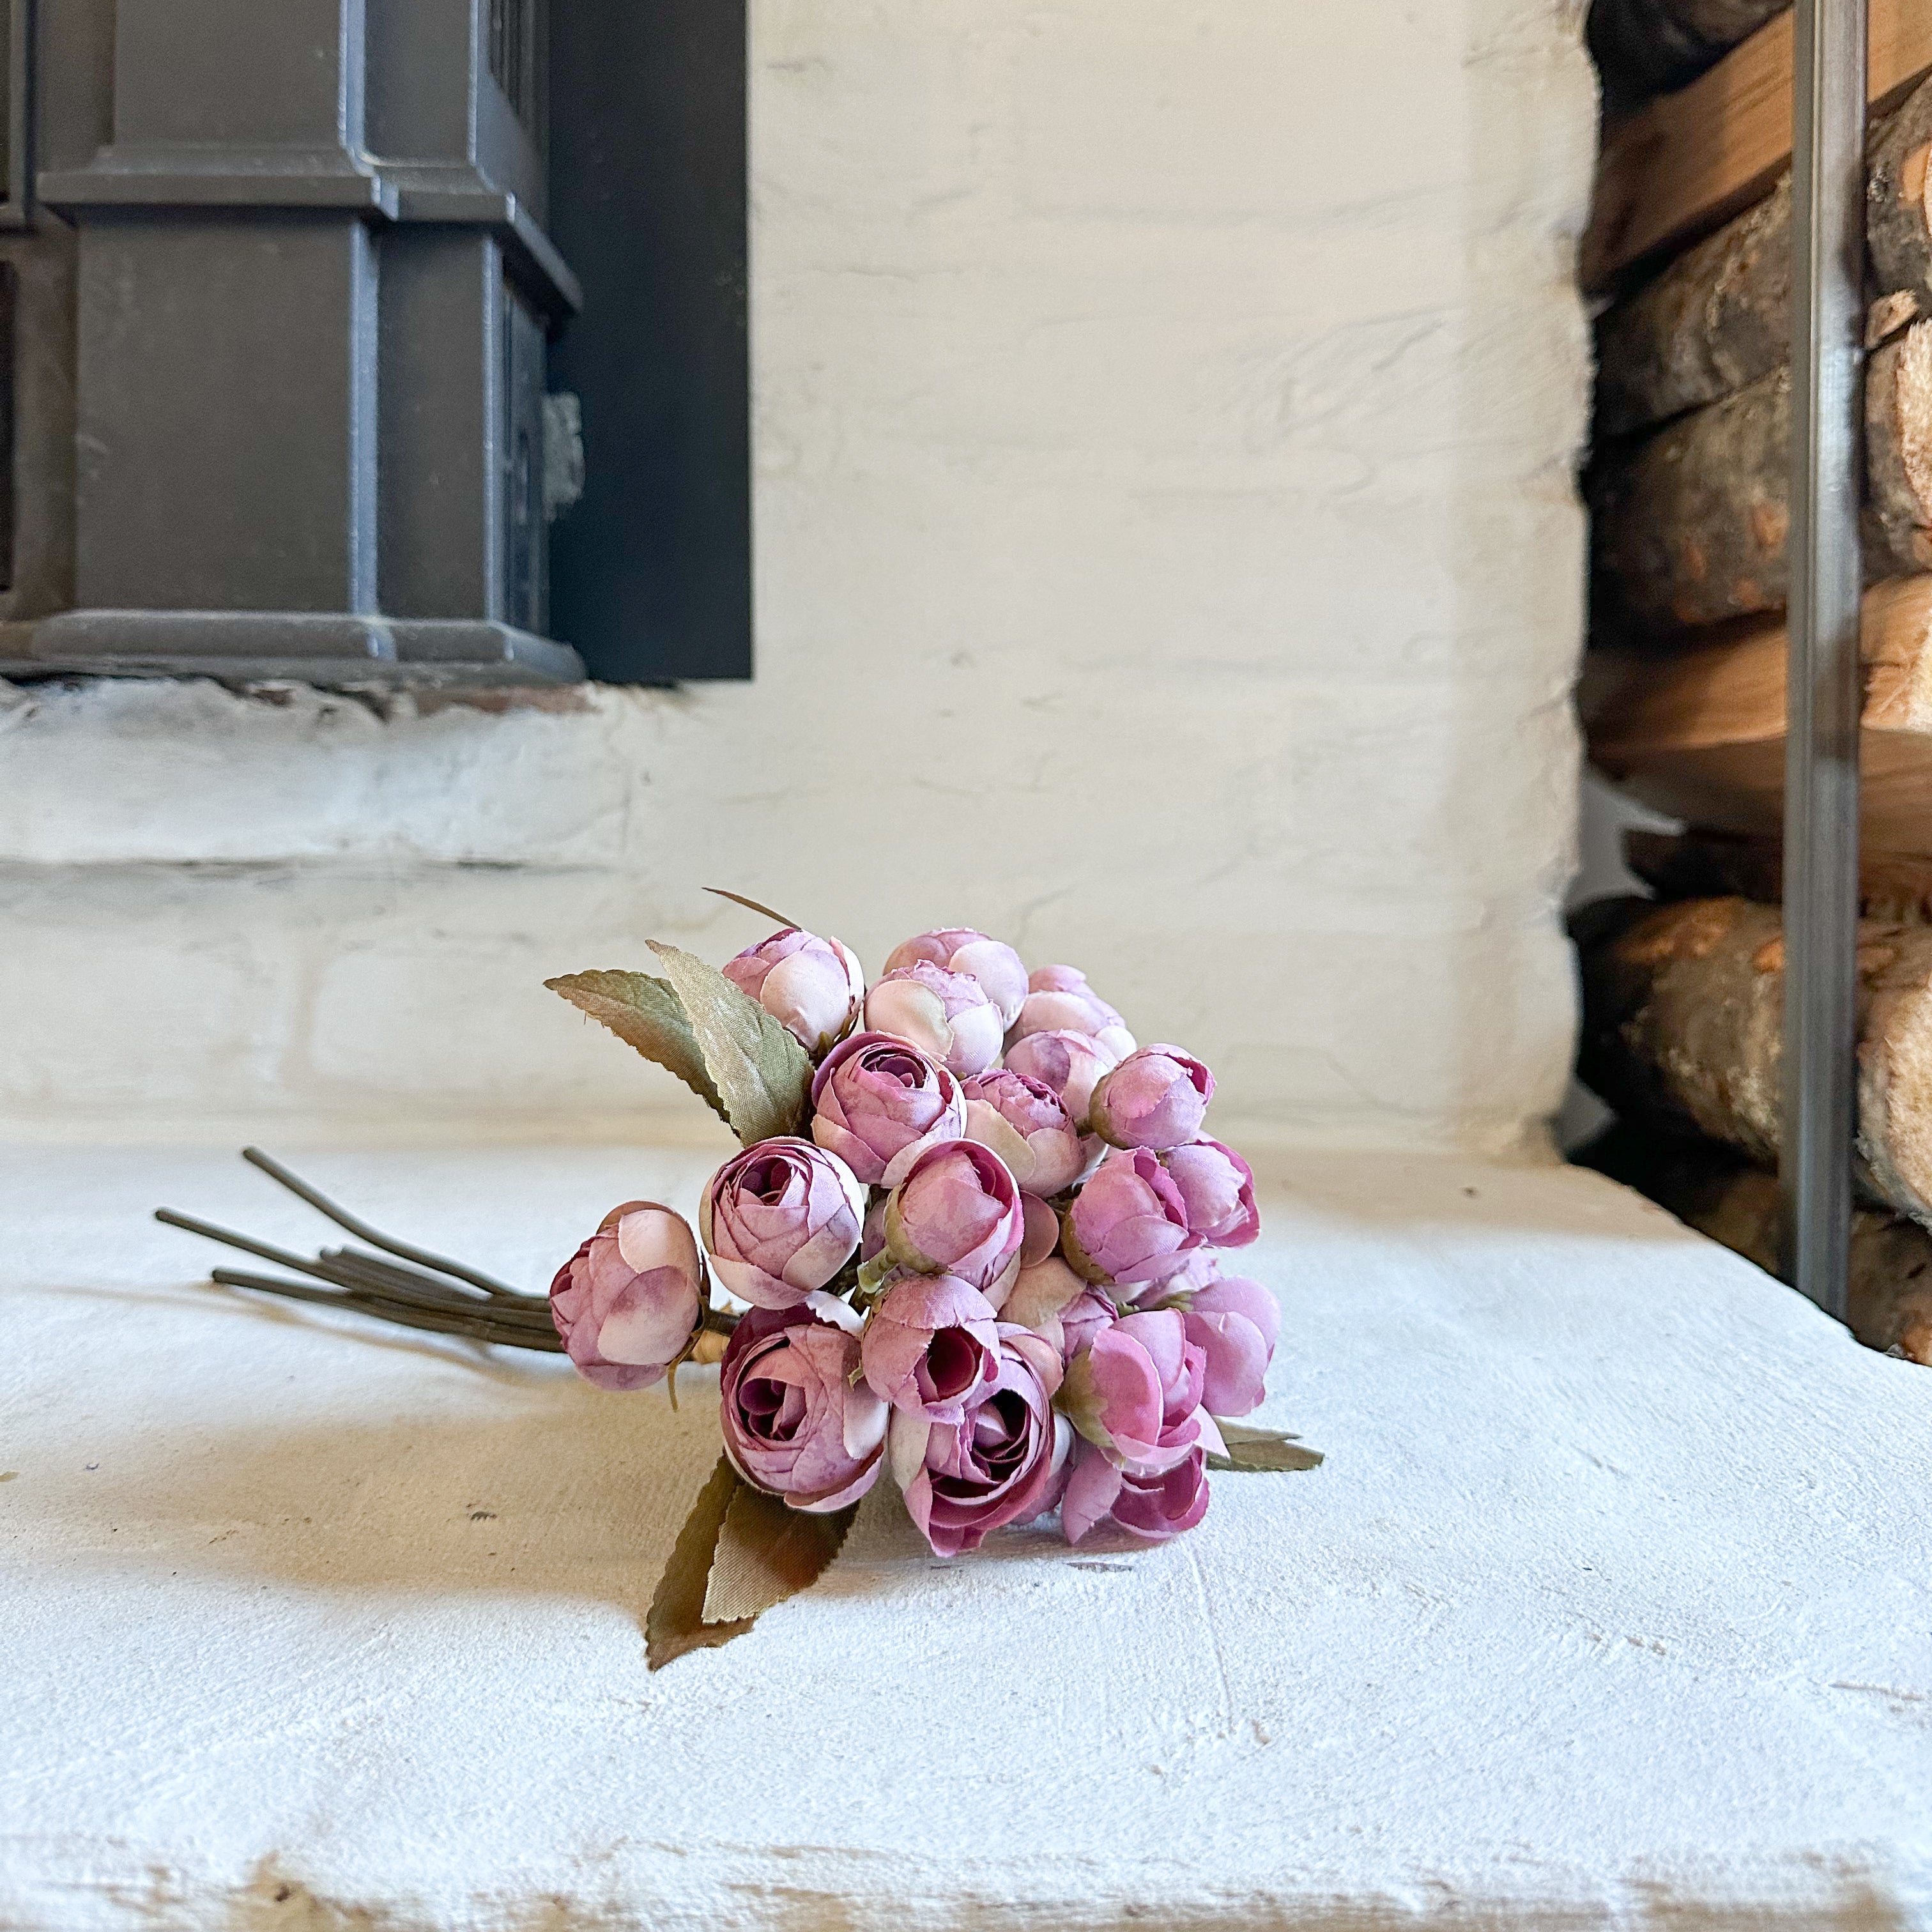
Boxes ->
[0,2,1597,1151]
[5,1144,1931,1928]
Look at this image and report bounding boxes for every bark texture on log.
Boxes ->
[1588,0,1790,107]
[1597,79,1932,441]
[1572,894,1932,1227]
[1871,79,1932,295]
[1576,1123,1932,1363]
[1591,323,1932,632]
[1625,827,1932,921]
[1597,178,1791,439]
[1592,364,1795,631]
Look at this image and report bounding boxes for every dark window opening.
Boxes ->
[548,0,750,682]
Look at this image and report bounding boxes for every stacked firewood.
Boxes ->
[1574,0,1932,1360]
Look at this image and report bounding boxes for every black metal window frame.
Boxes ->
[0,0,751,690]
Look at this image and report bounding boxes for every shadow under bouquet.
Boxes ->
[165,898,1318,1667]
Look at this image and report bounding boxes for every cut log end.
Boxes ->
[1866,992,1932,1227]
[1900,325,1932,524]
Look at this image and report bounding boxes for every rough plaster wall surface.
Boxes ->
[0,1,1597,1150]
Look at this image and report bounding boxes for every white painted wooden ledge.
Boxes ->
[3,1144,1931,1930]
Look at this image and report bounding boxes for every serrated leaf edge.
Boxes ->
[646,940,814,1147]
[544,969,730,1128]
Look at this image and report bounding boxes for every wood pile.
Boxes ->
[1574,0,1932,1344]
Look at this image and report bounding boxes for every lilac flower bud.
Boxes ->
[860,1273,1000,1423]
[699,1137,867,1310]
[1008,965,1136,1063]
[1001,1029,1120,1131]
[810,1031,966,1188]
[960,1068,1085,1198]
[1062,1438,1211,1546]
[864,962,1004,1077]
[723,926,865,1059]
[1171,1269,1278,1419]
[887,1326,1071,1556]
[1061,1147,1200,1290]
[721,1303,886,1512]
[548,1200,705,1392]
[883,929,1029,1026]
[1160,1137,1259,1246]
[1058,1308,1215,1475]
[1089,1045,1214,1153]
[882,1138,1025,1297]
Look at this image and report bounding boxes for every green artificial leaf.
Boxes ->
[545,970,728,1128]
[1207,1423,1326,1474]
[646,1457,756,1671]
[702,1481,859,1625]
[647,940,814,1147]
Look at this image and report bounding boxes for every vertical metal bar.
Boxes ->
[1781,0,1867,1322]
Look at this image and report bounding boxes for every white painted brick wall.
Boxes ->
[0,1,1597,1151]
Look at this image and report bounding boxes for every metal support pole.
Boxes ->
[1780,0,1867,1321]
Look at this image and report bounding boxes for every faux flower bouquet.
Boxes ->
[164,896,1319,1667]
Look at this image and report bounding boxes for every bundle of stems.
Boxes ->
[157,1147,569,1352]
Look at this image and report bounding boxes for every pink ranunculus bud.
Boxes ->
[887,1325,1071,1556]
[722,926,866,1059]
[1062,1438,1211,1545]
[883,1138,1025,1297]
[810,1031,966,1188]
[699,1137,867,1310]
[1007,965,1136,1064]
[860,1273,1001,1423]
[720,1302,887,1512]
[1089,1045,1214,1153]
[1160,1137,1259,1246]
[883,929,1029,1026]
[1172,1271,1279,1419]
[1061,1147,1199,1290]
[1058,1307,1216,1477]
[548,1200,706,1392]
[960,1068,1085,1199]
[863,962,1004,1077]
[1000,1029,1121,1131]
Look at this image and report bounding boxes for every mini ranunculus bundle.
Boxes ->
[160,900,1317,1673]
[541,906,1308,1632]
